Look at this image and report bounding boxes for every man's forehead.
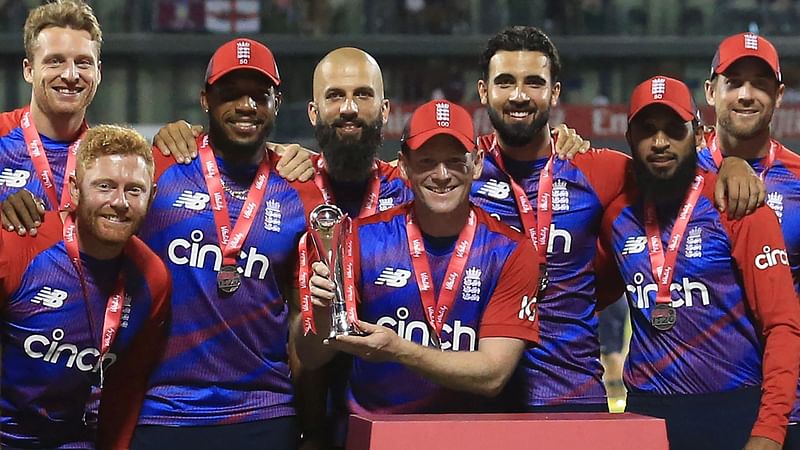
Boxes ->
[315,61,382,94]
[489,50,550,74]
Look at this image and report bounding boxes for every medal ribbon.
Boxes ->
[313,157,382,218]
[197,135,271,268]
[20,106,86,211]
[63,213,125,387]
[709,134,777,180]
[405,208,477,338]
[298,218,359,336]
[486,135,555,260]
[643,174,705,305]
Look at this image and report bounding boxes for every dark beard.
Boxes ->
[487,106,550,147]
[315,116,383,183]
[634,150,698,212]
[207,117,272,163]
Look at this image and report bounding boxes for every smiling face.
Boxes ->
[399,134,483,217]
[23,26,100,118]
[478,50,560,148]
[705,57,784,141]
[201,69,280,156]
[71,153,153,258]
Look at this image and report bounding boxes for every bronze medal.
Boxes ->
[217,265,241,294]
[651,303,676,331]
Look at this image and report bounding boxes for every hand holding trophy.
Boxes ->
[306,204,362,338]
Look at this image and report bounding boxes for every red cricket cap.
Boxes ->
[205,38,280,87]
[628,76,697,123]
[711,33,781,82]
[401,100,475,151]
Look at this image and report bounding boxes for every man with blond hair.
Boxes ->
[0,124,170,450]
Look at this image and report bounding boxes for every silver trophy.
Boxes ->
[308,204,360,338]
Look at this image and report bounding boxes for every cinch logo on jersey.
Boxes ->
[626,272,710,309]
[622,236,647,255]
[30,287,67,309]
[435,102,450,127]
[518,295,537,322]
[766,192,783,223]
[754,245,789,270]
[546,224,572,254]
[24,328,117,372]
[173,190,210,211]
[236,40,251,63]
[477,179,510,199]
[651,77,666,100]
[0,168,31,188]
[374,267,412,287]
[167,229,270,279]
[376,307,477,351]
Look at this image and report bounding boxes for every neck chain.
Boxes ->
[219,177,249,201]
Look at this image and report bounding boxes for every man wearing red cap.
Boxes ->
[129,38,322,450]
[293,100,540,417]
[601,75,800,450]
[700,33,800,449]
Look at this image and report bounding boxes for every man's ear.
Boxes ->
[69,173,79,208]
[398,151,409,181]
[307,101,318,127]
[471,149,484,180]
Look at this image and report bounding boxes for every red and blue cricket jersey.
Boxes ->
[601,169,800,443]
[0,107,77,209]
[698,131,800,424]
[137,136,322,426]
[0,212,170,449]
[471,134,630,408]
[345,203,540,414]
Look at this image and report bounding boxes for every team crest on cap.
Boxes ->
[651,77,666,100]
[435,102,450,127]
[744,33,759,50]
[236,40,251,64]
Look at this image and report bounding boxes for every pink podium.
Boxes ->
[346,412,668,450]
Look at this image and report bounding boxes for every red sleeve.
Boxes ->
[479,236,540,343]
[151,145,178,183]
[0,213,63,301]
[0,107,25,137]
[97,239,172,450]
[571,148,632,208]
[721,204,800,444]
[594,192,634,310]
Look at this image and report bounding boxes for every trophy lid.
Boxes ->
[309,204,344,231]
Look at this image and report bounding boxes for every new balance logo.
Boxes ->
[236,40,251,63]
[435,102,450,127]
[651,77,666,99]
[622,236,647,255]
[173,191,210,211]
[31,287,67,308]
[744,33,759,50]
[518,295,537,322]
[0,168,31,188]
[477,179,510,200]
[374,267,412,288]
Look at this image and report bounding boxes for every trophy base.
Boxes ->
[328,328,365,339]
